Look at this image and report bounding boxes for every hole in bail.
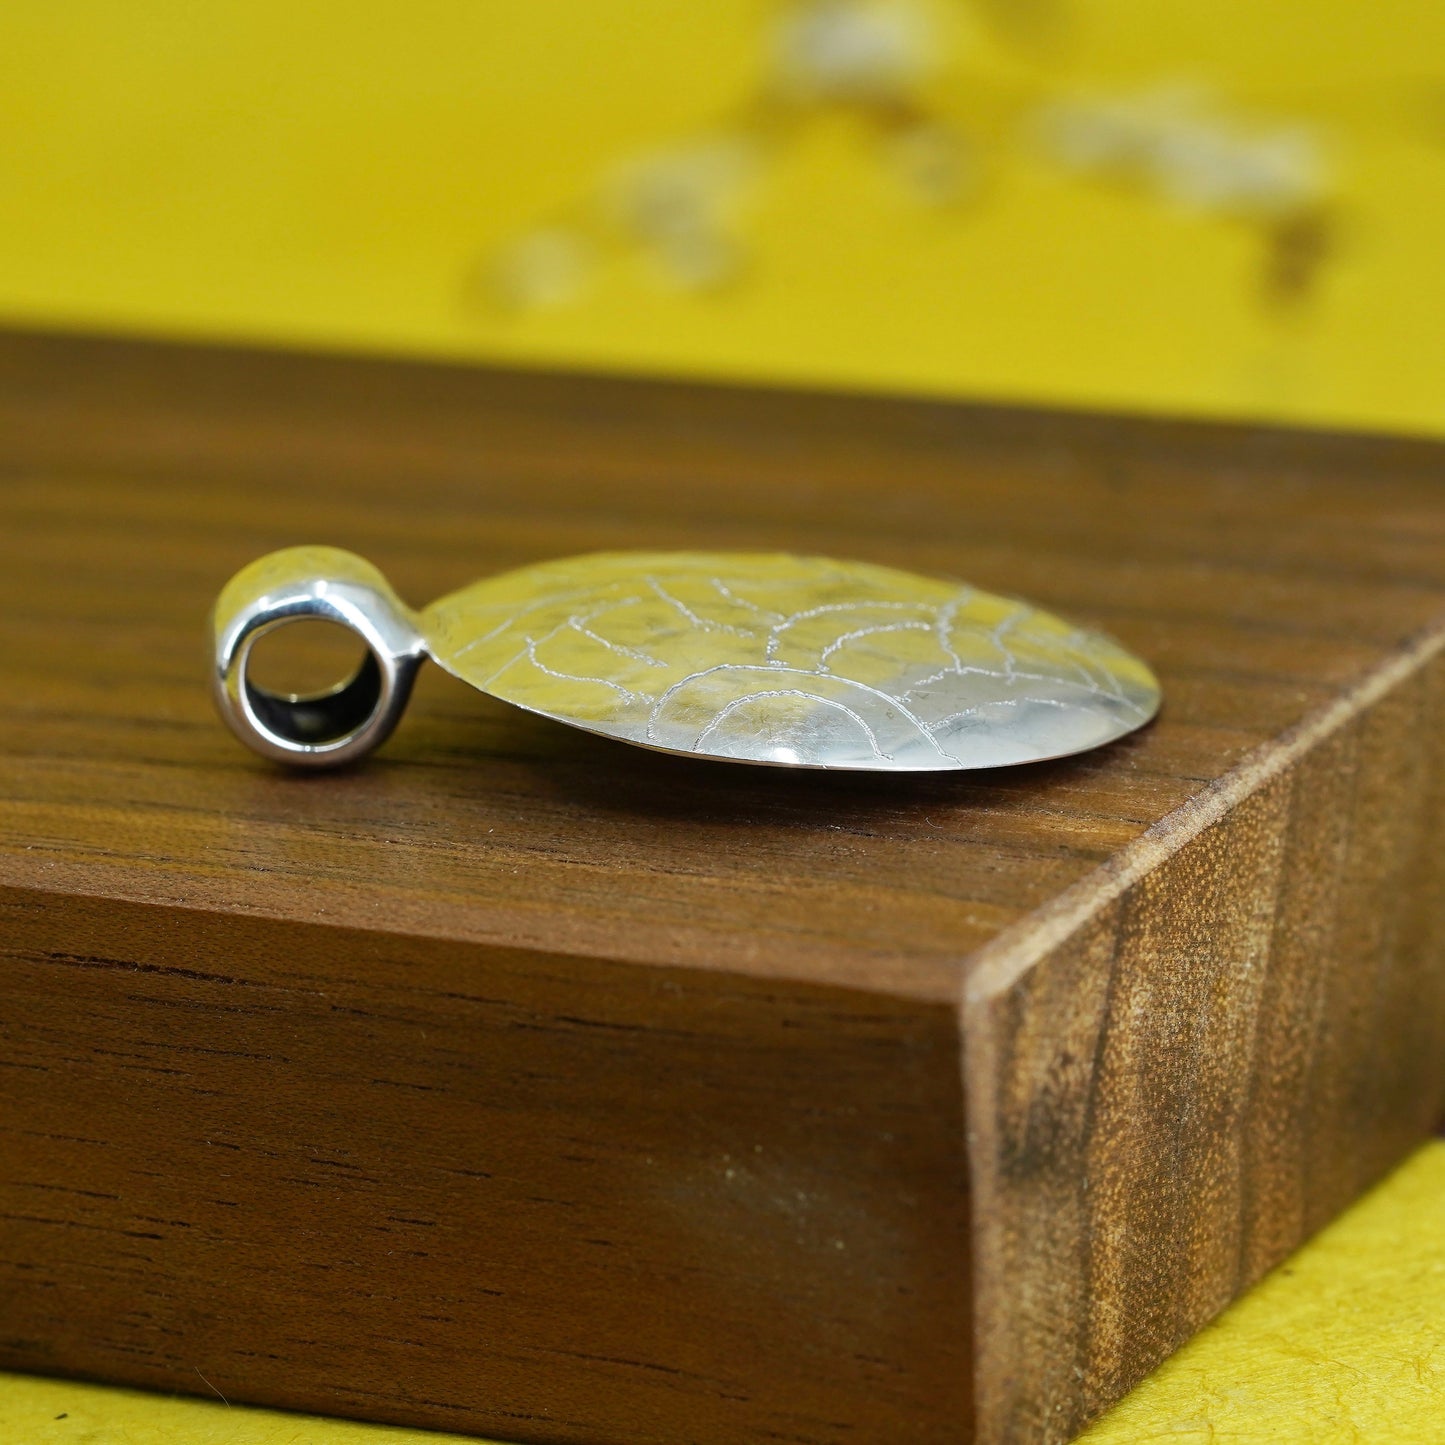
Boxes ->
[245,617,370,697]
[243,622,384,748]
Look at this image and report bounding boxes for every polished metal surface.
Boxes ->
[212,546,426,767]
[213,547,1161,770]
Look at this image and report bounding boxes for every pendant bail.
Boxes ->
[211,547,426,767]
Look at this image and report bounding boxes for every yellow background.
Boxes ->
[3,1,1445,434]
[1,3,1443,1439]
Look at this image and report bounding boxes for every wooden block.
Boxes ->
[0,328,1442,1445]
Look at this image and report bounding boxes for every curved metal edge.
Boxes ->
[211,546,428,768]
[462,682,1161,771]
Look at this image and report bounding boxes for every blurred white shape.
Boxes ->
[1036,84,1328,219]
[605,138,758,289]
[772,0,935,104]
[476,0,970,312]
[491,227,593,309]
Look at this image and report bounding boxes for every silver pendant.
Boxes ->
[211,547,1160,771]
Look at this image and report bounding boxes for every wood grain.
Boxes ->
[0,327,1442,1444]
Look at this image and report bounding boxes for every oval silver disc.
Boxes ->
[422,551,1159,771]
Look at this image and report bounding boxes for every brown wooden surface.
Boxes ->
[0,327,1443,1445]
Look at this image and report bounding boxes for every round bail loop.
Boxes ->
[211,547,426,767]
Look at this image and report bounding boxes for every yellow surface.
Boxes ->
[0,1376,485,1445]
[2,1,1445,434]
[1,1140,1441,1443]
[1078,1139,1445,1444]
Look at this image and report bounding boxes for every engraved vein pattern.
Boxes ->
[423,552,1159,770]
